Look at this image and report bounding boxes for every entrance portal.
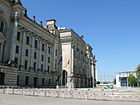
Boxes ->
[0,72,5,85]
[34,77,37,87]
[62,70,67,85]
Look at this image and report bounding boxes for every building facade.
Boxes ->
[0,0,62,87]
[59,28,96,88]
[0,0,96,88]
[116,70,136,87]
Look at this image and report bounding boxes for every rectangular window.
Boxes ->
[55,49,57,56]
[77,48,79,52]
[48,57,50,63]
[47,66,50,73]
[48,46,51,54]
[17,32,20,41]
[25,60,28,69]
[35,40,37,48]
[26,36,30,45]
[17,75,19,86]
[55,60,57,69]
[33,62,36,71]
[48,79,51,85]
[25,49,29,57]
[41,55,44,61]
[42,78,45,86]
[25,76,29,85]
[42,44,44,51]
[41,64,43,72]
[0,22,4,32]
[34,52,37,59]
[15,45,19,54]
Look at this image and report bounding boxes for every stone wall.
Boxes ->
[0,66,18,86]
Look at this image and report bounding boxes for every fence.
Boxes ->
[0,87,140,102]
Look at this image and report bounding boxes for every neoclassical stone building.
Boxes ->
[0,0,62,87]
[59,28,96,88]
[0,0,96,88]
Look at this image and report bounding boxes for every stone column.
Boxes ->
[51,43,55,85]
[91,63,94,87]
[10,12,19,61]
[79,78,80,88]
[0,43,3,62]
[29,34,33,72]
[38,38,41,72]
[68,46,74,88]
[93,63,96,87]
[19,30,26,70]
[51,43,54,73]
[44,41,48,71]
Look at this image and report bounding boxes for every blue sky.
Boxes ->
[21,0,140,76]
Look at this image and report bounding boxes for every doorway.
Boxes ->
[0,72,5,85]
[62,70,67,85]
[34,77,37,87]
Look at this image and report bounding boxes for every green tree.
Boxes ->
[136,64,140,86]
[128,74,137,87]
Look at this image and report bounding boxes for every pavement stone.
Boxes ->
[0,94,140,105]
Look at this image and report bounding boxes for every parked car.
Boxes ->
[104,85,113,89]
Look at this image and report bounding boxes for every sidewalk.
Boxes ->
[0,94,139,105]
[0,88,140,102]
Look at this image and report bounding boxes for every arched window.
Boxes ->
[0,21,4,32]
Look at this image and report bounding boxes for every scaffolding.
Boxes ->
[97,74,115,83]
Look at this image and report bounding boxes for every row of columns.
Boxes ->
[9,11,54,72]
[10,12,18,61]
[18,29,53,72]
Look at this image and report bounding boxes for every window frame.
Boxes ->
[17,31,21,41]
[15,45,19,54]
[26,36,30,45]
[0,21,4,32]
[35,40,38,48]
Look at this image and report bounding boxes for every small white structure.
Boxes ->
[116,70,136,87]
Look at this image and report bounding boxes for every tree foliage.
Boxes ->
[136,64,140,72]
[128,74,137,86]
[136,64,140,85]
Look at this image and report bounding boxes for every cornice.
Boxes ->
[20,14,56,39]
[0,0,11,7]
[0,0,12,11]
[18,25,54,45]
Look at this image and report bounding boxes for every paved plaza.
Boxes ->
[1,87,140,102]
[0,94,139,105]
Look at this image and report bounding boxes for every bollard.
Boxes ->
[86,90,89,100]
[12,87,14,94]
[111,92,114,100]
[120,95,123,101]
[3,88,5,94]
[22,88,24,95]
[45,90,47,97]
[92,91,95,100]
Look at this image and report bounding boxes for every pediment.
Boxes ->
[0,32,6,43]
